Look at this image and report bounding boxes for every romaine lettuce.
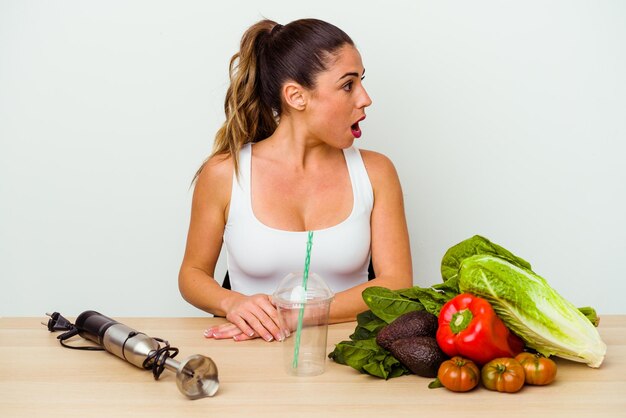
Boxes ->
[458,254,607,367]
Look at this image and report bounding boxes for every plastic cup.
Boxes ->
[272,272,334,377]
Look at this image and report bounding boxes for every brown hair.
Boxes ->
[193,18,354,183]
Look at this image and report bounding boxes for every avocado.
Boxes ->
[376,310,438,350]
[388,336,447,378]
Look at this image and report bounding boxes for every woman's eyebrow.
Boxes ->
[337,68,366,82]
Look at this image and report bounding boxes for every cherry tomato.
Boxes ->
[437,356,480,392]
[515,352,557,385]
[481,357,525,393]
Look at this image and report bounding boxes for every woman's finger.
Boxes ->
[204,322,240,339]
[251,304,284,341]
[249,294,283,340]
[232,332,257,342]
[256,295,281,324]
[204,322,235,336]
[240,306,284,342]
[226,312,258,339]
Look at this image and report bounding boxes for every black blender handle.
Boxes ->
[74,310,119,346]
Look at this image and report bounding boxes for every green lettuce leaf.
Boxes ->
[578,306,600,327]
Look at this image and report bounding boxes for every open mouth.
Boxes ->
[351,116,366,139]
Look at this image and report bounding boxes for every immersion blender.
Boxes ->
[44,310,219,399]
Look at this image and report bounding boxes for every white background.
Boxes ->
[1,0,624,316]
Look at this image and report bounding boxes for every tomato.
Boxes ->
[481,357,525,393]
[437,356,480,392]
[515,352,557,385]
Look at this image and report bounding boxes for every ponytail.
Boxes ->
[193,20,278,183]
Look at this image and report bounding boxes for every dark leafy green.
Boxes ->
[428,377,444,389]
[431,275,460,297]
[441,235,533,282]
[328,338,410,379]
[330,285,454,379]
[349,310,387,341]
[362,287,423,323]
[397,287,451,316]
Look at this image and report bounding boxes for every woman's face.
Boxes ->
[303,44,373,148]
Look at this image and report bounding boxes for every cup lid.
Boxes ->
[272,272,334,306]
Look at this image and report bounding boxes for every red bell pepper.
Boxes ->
[436,293,524,365]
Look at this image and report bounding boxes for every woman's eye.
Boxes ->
[343,76,364,92]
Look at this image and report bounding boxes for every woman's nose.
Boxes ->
[360,87,373,108]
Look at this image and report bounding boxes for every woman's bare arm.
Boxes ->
[328,150,413,324]
[178,154,283,342]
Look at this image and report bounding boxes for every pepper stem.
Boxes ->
[450,309,473,334]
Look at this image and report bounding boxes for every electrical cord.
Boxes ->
[59,330,105,351]
[43,311,104,351]
[142,338,179,380]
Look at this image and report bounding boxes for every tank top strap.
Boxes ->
[343,146,374,212]
[227,143,252,224]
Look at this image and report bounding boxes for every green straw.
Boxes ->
[292,230,314,369]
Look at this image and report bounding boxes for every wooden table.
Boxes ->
[1,316,625,417]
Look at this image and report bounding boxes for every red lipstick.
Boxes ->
[351,116,366,139]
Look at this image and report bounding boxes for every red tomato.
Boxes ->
[515,352,557,385]
[481,357,525,393]
[437,356,480,392]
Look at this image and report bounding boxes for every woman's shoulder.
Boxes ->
[193,152,234,201]
[356,148,399,183]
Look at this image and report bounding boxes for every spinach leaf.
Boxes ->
[328,339,372,369]
[398,286,452,316]
[431,275,460,297]
[363,351,410,379]
[328,338,379,370]
[441,235,533,282]
[349,310,387,340]
[328,338,410,379]
[362,287,423,324]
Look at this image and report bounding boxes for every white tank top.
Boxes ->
[223,143,373,295]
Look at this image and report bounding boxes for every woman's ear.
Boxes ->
[282,82,307,111]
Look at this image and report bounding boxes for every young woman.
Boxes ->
[178,18,412,342]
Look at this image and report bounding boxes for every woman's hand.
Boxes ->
[208,294,284,342]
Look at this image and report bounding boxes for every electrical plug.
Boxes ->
[42,312,74,332]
